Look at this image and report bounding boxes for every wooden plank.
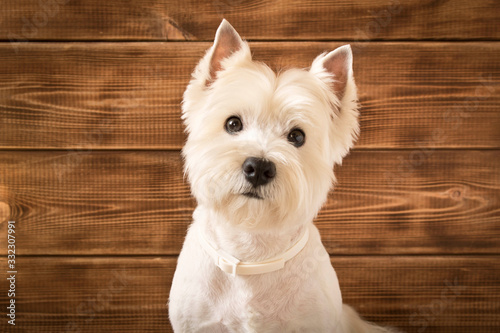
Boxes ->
[0,150,498,255]
[334,256,500,332]
[0,42,499,149]
[0,256,498,332]
[0,151,195,255]
[1,0,499,41]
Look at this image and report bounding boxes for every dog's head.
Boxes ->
[182,20,359,231]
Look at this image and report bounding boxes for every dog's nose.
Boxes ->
[242,157,276,188]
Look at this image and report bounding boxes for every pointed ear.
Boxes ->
[311,45,359,165]
[208,19,245,84]
[318,45,353,100]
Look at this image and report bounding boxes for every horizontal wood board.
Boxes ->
[0,256,498,332]
[0,150,498,256]
[0,42,499,149]
[1,0,499,41]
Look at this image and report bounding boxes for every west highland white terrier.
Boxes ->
[169,20,397,333]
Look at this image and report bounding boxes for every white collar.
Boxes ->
[198,224,310,276]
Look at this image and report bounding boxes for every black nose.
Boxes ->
[242,157,276,188]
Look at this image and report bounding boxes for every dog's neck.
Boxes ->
[194,205,308,263]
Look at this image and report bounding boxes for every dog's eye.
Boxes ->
[225,116,243,134]
[288,128,305,147]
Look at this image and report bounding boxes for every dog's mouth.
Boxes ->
[242,191,263,200]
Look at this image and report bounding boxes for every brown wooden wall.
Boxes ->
[0,1,499,332]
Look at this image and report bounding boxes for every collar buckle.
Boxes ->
[216,249,241,277]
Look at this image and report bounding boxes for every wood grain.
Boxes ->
[0,42,499,149]
[0,150,498,255]
[1,0,499,41]
[0,256,498,332]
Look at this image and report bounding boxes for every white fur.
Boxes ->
[169,20,397,332]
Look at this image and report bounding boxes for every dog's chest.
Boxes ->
[205,274,310,332]
[198,256,339,330]
[170,223,342,331]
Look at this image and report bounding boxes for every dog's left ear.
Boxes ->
[311,45,359,165]
[206,19,248,85]
[312,45,353,101]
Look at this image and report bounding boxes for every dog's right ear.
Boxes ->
[206,19,247,85]
[182,20,249,131]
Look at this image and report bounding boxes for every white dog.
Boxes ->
[169,20,397,333]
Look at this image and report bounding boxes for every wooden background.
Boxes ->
[0,0,499,332]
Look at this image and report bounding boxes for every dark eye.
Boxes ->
[225,116,243,134]
[288,128,305,147]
